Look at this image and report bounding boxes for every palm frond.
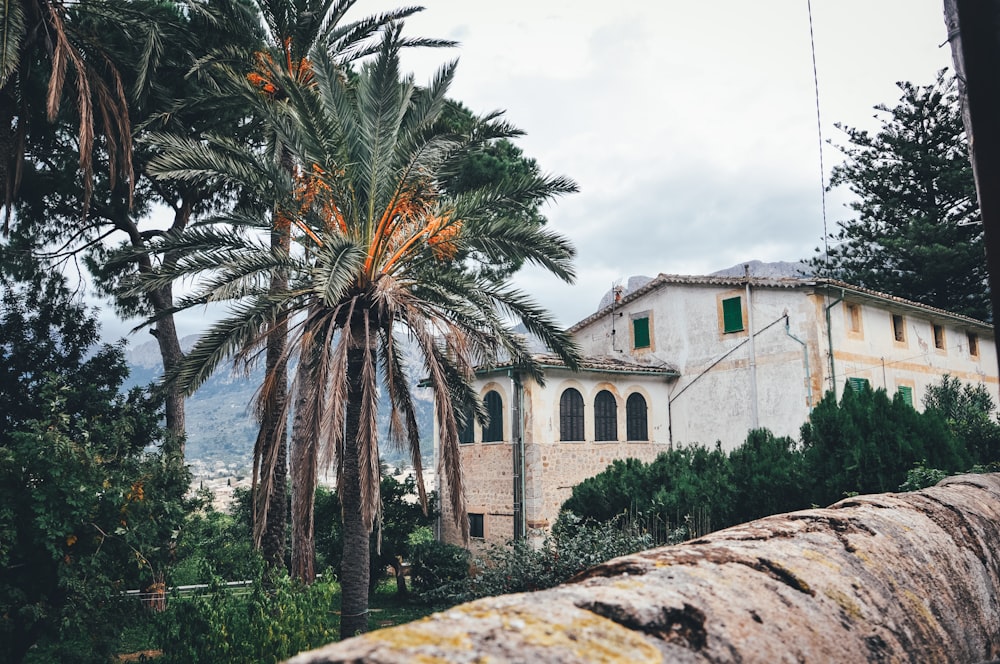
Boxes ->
[167,297,287,393]
[457,215,578,283]
[0,0,25,87]
[145,131,286,195]
[311,237,366,306]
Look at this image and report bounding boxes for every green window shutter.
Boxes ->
[722,296,743,333]
[848,377,870,393]
[633,317,650,349]
[897,385,914,407]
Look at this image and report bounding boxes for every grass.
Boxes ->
[367,579,442,630]
[110,575,445,662]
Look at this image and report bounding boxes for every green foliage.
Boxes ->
[923,375,1000,464]
[155,566,339,663]
[561,445,735,540]
[0,253,189,663]
[169,497,259,587]
[811,71,989,320]
[898,461,949,492]
[408,540,471,597]
[563,375,992,539]
[314,475,438,594]
[427,515,653,604]
[729,429,808,524]
[801,382,969,506]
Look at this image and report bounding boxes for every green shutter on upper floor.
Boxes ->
[848,377,871,393]
[722,296,743,333]
[633,317,650,349]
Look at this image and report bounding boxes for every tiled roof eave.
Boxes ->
[569,274,993,334]
[474,355,679,379]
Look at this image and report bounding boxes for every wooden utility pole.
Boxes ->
[943,0,1000,377]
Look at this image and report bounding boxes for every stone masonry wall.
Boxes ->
[289,474,1000,663]
[525,441,664,532]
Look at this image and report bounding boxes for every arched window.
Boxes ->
[559,388,584,441]
[594,390,618,441]
[482,390,504,442]
[458,404,475,444]
[626,393,648,441]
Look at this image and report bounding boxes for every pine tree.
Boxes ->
[812,71,990,321]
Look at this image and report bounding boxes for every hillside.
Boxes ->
[126,336,435,477]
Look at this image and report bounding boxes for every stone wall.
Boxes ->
[524,441,664,533]
[289,474,1000,663]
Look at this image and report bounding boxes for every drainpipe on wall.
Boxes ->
[784,313,813,409]
[825,289,845,400]
[510,370,526,541]
[745,266,759,429]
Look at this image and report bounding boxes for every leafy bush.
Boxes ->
[315,476,438,595]
[561,444,733,541]
[169,495,258,586]
[923,375,1000,464]
[428,515,654,604]
[155,566,339,663]
[408,540,470,598]
[898,461,949,492]
[801,383,969,506]
[0,260,190,664]
[562,376,994,540]
[729,429,808,524]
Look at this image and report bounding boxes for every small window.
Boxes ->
[482,391,503,442]
[933,324,945,351]
[626,393,648,441]
[459,405,475,444]
[892,314,906,343]
[633,316,650,349]
[847,377,870,393]
[968,332,980,358]
[722,296,744,333]
[594,390,618,441]
[469,513,484,539]
[846,303,862,333]
[559,388,584,441]
[897,385,914,407]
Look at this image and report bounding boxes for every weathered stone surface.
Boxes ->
[287,474,1000,663]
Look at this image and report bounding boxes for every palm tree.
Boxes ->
[142,25,579,637]
[1,0,134,228]
[193,0,451,567]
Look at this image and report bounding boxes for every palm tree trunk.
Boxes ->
[290,353,317,582]
[256,223,290,567]
[340,344,371,639]
[255,142,292,566]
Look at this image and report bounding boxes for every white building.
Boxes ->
[440,274,998,545]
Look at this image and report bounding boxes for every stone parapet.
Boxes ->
[289,474,1000,663]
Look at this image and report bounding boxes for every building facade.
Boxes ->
[439,274,998,546]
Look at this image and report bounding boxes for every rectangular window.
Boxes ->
[847,303,862,333]
[933,324,946,351]
[968,332,980,358]
[469,513,484,539]
[722,296,744,333]
[891,314,906,343]
[459,407,475,444]
[632,316,650,349]
[897,385,914,407]
[847,377,870,393]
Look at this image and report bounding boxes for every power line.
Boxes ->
[807,0,830,261]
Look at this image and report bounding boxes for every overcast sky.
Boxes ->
[103,0,956,342]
